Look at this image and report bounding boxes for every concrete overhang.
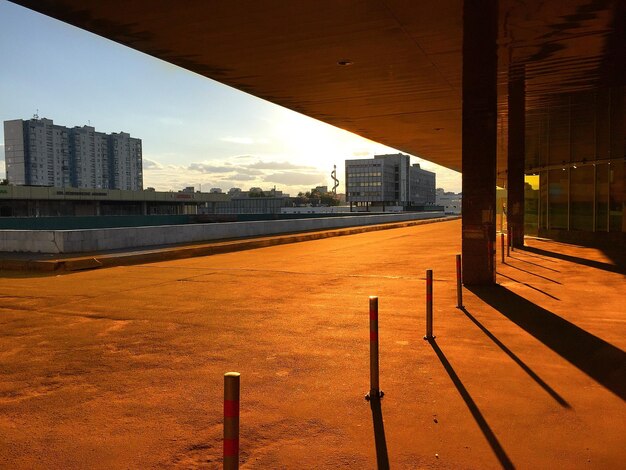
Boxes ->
[10,1,624,174]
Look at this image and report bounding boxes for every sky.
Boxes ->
[0,0,461,195]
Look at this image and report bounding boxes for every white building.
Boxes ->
[4,117,142,191]
[436,188,462,214]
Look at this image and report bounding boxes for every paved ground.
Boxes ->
[0,219,624,469]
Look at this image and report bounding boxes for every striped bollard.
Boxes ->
[424,270,435,340]
[507,226,511,257]
[224,372,240,470]
[456,254,463,309]
[501,233,505,264]
[365,296,384,401]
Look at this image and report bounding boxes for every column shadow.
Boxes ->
[428,339,515,469]
[369,398,390,470]
[459,307,570,408]
[468,285,626,401]
[521,246,625,275]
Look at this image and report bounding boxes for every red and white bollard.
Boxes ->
[224,372,240,470]
[456,254,464,309]
[507,226,511,257]
[366,296,384,401]
[424,270,435,340]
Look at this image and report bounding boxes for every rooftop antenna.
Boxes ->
[33,109,39,119]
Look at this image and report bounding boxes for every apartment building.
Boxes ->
[4,117,142,190]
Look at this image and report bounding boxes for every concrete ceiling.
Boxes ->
[11,1,623,174]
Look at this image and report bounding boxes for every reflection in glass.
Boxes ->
[548,169,568,229]
[595,164,608,231]
[570,166,593,231]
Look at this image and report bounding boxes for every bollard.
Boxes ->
[224,372,240,470]
[424,270,435,340]
[510,225,515,252]
[507,226,511,257]
[455,254,463,309]
[501,233,505,264]
[366,296,383,401]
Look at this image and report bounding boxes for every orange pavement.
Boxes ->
[0,219,624,469]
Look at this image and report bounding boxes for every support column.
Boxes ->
[507,65,526,247]
[462,0,498,285]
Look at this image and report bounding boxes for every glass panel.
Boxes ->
[548,103,570,165]
[595,164,608,231]
[524,175,539,236]
[571,92,595,162]
[609,160,623,232]
[570,166,594,231]
[539,171,548,230]
[548,169,568,229]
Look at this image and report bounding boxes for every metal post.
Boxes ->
[424,270,435,340]
[501,233,505,263]
[224,372,240,470]
[507,225,511,256]
[456,254,464,309]
[366,296,383,400]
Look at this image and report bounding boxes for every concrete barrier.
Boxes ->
[0,212,446,254]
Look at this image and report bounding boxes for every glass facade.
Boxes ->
[528,160,623,235]
[524,86,624,238]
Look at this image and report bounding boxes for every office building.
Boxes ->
[4,117,142,190]
[345,153,435,211]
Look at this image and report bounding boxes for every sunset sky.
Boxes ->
[0,0,461,194]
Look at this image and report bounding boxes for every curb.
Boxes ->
[1,216,458,273]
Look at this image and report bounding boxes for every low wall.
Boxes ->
[0,212,446,254]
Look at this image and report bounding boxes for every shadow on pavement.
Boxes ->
[459,307,570,408]
[369,398,389,470]
[496,272,560,301]
[468,285,626,401]
[505,263,561,284]
[428,339,515,469]
[521,245,625,275]
[508,255,560,273]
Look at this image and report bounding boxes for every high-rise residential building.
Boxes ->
[345,153,435,210]
[3,117,142,190]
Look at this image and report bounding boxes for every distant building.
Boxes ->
[3,117,142,190]
[345,153,435,211]
[313,185,328,194]
[436,188,462,214]
[210,188,223,193]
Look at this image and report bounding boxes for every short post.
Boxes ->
[366,296,383,401]
[507,225,511,257]
[501,233,505,264]
[224,372,240,470]
[510,224,515,252]
[424,270,435,340]
[455,254,464,309]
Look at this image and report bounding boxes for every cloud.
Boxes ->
[352,151,370,157]
[143,158,163,169]
[220,136,271,145]
[249,160,315,170]
[188,163,234,173]
[263,172,325,186]
[222,173,256,181]
[235,167,264,176]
